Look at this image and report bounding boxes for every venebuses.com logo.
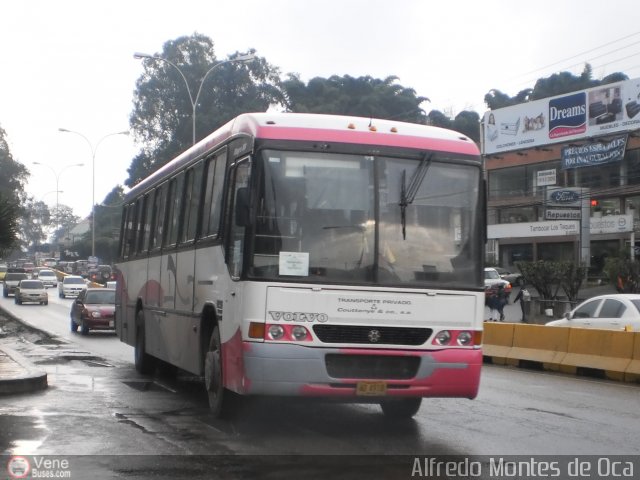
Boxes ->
[6,456,71,478]
[548,92,587,139]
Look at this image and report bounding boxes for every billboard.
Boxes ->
[482,77,640,154]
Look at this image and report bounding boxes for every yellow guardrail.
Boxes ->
[483,323,640,383]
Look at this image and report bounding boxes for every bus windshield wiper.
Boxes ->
[400,153,433,240]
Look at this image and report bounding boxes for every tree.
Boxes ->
[0,125,29,255]
[52,205,80,244]
[18,199,50,251]
[485,64,629,108]
[127,33,284,187]
[0,192,19,257]
[283,74,429,124]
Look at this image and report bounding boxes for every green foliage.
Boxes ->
[485,64,629,109]
[283,74,429,124]
[516,260,587,302]
[603,256,640,293]
[128,33,284,187]
[0,192,19,257]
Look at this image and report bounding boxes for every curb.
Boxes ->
[0,346,48,395]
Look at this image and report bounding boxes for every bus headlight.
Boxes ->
[434,330,451,345]
[456,331,473,346]
[268,325,285,340]
[291,325,308,341]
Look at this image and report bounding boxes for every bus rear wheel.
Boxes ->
[134,311,155,374]
[380,398,422,419]
[204,326,235,418]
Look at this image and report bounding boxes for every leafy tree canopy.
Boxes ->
[283,74,429,124]
[485,63,629,110]
[127,33,284,187]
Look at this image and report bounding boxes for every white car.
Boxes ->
[484,267,512,294]
[37,269,58,288]
[546,294,640,331]
[58,275,88,298]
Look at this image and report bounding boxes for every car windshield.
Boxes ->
[485,269,501,280]
[20,281,44,289]
[39,271,56,277]
[65,278,85,285]
[248,150,482,288]
[84,290,115,304]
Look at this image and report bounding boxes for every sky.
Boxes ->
[2,0,640,220]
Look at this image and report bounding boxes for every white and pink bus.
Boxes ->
[115,112,485,418]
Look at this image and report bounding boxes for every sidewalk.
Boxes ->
[0,309,48,395]
[0,345,47,394]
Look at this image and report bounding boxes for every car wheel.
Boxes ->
[80,323,89,336]
[204,326,237,418]
[70,317,78,332]
[14,297,18,304]
[3,289,7,298]
[134,311,155,374]
[380,398,422,419]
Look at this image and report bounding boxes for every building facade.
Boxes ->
[481,77,640,275]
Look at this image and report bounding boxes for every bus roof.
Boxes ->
[127,112,480,200]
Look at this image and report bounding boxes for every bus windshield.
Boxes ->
[249,150,482,288]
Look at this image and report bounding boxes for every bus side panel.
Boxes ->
[193,244,236,373]
[146,252,177,363]
[118,257,149,346]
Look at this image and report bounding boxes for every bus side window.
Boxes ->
[123,203,139,258]
[201,149,227,238]
[135,195,148,254]
[164,173,185,247]
[142,189,156,252]
[225,159,250,278]
[151,182,168,250]
[180,160,204,244]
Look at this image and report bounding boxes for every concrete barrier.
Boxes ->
[483,323,640,383]
[482,322,514,365]
[559,328,634,381]
[505,324,569,371]
[624,333,640,382]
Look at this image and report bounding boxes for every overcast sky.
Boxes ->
[2,0,640,219]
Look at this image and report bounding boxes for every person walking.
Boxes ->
[485,286,501,321]
[495,284,509,321]
[514,284,530,323]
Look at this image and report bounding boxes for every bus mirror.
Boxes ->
[235,187,250,226]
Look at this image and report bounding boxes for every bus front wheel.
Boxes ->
[134,312,155,374]
[380,398,422,419]
[204,326,235,418]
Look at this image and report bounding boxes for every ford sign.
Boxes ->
[550,190,580,203]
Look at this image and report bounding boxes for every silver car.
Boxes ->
[14,279,48,305]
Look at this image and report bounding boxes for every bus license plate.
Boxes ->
[356,381,387,396]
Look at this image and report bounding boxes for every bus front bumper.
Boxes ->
[235,342,482,399]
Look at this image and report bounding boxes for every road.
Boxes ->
[0,288,639,479]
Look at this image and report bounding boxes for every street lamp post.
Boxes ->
[57,129,129,258]
[32,161,84,218]
[133,51,255,144]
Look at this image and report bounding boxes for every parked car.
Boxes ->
[70,287,116,335]
[546,294,640,331]
[14,279,48,305]
[37,269,58,288]
[494,267,524,287]
[3,272,29,297]
[484,267,512,294]
[58,275,88,298]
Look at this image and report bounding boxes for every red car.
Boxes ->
[70,287,116,335]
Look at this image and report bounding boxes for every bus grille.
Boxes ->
[313,325,431,346]
[325,354,420,379]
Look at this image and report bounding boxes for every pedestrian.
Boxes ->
[514,284,530,323]
[485,286,501,321]
[495,284,509,321]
